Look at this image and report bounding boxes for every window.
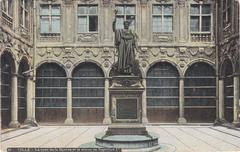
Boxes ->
[1,0,13,16]
[152,4,173,33]
[115,5,136,30]
[20,0,29,29]
[40,4,61,34]
[77,5,98,33]
[190,4,211,32]
[223,0,231,27]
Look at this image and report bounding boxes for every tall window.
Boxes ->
[1,0,13,16]
[77,5,98,33]
[152,4,173,33]
[190,4,211,32]
[223,0,231,27]
[40,4,61,34]
[20,0,29,29]
[115,5,136,30]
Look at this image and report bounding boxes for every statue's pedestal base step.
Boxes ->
[107,124,147,135]
[95,132,159,150]
[95,124,160,151]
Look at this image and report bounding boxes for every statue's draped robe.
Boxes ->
[115,29,136,74]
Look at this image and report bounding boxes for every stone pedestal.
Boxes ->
[94,76,160,151]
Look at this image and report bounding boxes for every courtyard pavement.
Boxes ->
[1,125,240,152]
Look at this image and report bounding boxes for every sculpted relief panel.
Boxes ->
[36,45,216,76]
[0,28,32,63]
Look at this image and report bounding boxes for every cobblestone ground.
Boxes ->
[1,125,240,152]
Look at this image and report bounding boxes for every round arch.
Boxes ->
[70,60,107,78]
[146,61,180,123]
[0,50,16,128]
[35,60,68,77]
[35,62,67,123]
[183,59,215,76]
[184,62,216,123]
[146,59,182,77]
[221,59,234,122]
[71,62,105,123]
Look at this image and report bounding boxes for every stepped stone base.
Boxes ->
[95,124,160,151]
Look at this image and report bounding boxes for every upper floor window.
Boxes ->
[115,5,136,30]
[1,0,13,17]
[152,4,173,33]
[40,4,61,34]
[20,0,29,29]
[190,4,211,32]
[223,0,231,27]
[77,5,98,33]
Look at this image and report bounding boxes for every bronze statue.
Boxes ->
[112,9,138,75]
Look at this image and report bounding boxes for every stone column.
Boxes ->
[142,78,148,124]
[31,78,37,123]
[9,74,20,128]
[24,77,33,124]
[233,75,240,125]
[103,78,111,124]
[178,77,187,124]
[219,79,225,120]
[65,78,73,124]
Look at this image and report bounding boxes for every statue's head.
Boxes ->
[123,21,130,29]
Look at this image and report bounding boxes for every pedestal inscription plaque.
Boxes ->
[116,99,138,120]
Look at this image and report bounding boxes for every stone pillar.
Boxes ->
[177,1,188,42]
[140,1,149,43]
[178,77,187,124]
[233,75,240,126]
[219,79,225,120]
[142,78,148,124]
[9,74,20,128]
[65,78,73,124]
[102,2,112,44]
[103,78,111,124]
[31,78,36,122]
[24,77,33,124]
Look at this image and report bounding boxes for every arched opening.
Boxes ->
[18,58,29,124]
[72,62,105,123]
[1,52,15,129]
[146,62,179,122]
[222,59,234,122]
[185,62,216,123]
[35,63,67,123]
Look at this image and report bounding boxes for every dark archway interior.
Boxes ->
[222,60,234,123]
[35,63,67,123]
[185,62,216,123]
[18,58,29,124]
[1,52,15,129]
[146,62,180,123]
[72,62,104,123]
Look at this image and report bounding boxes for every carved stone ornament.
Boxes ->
[155,0,171,3]
[111,76,143,88]
[150,48,161,57]
[177,0,185,7]
[153,33,173,42]
[80,0,95,3]
[166,48,175,57]
[117,0,133,3]
[78,33,98,42]
[102,0,112,6]
[41,0,57,3]
[189,47,199,56]
[204,47,213,56]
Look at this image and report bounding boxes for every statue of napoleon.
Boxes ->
[112,9,140,76]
